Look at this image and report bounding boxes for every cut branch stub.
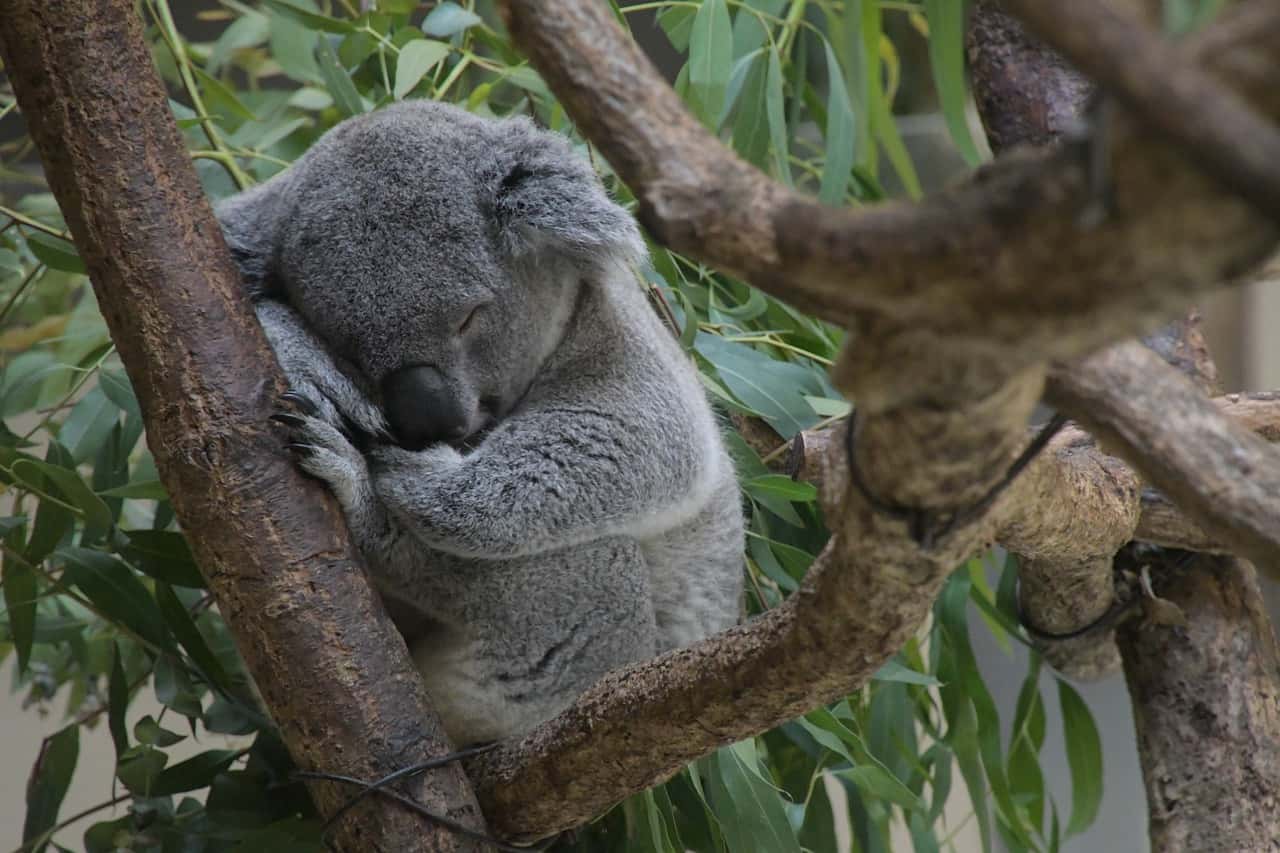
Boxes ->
[0,2,484,850]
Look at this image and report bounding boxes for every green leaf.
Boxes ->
[24,444,78,564]
[923,0,983,167]
[58,387,119,464]
[97,371,140,422]
[23,725,80,850]
[134,714,185,748]
[658,6,696,52]
[686,0,732,129]
[394,39,451,99]
[98,479,168,500]
[316,36,365,117]
[154,653,203,718]
[151,749,241,796]
[744,474,816,503]
[24,231,85,275]
[261,0,355,34]
[764,48,791,186]
[116,530,205,589]
[421,2,482,38]
[107,644,130,759]
[873,658,940,687]
[843,765,926,812]
[3,521,36,673]
[798,774,839,853]
[800,709,925,813]
[116,744,168,795]
[13,456,114,532]
[59,547,176,653]
[269,4,324,83]
[706,741,802,853]
[819,40,856,205]
[731,52,770,168]
[192,66,258,124]
[870,77,922,199]
[1058,679,1104,836]
[696,334,822,439]
[156,581,231,689]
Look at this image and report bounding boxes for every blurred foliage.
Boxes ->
[0,0,1238,849]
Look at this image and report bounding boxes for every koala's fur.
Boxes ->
[216,101,744,744]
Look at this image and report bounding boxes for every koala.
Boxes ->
[215,101,744,745]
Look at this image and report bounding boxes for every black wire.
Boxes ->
[843,410,1071,548]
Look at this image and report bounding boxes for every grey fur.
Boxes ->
[216,101,743,744]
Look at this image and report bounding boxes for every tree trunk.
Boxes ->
[0,3,484,850]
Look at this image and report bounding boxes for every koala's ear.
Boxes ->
[213,174,292,297]
[490,132,644,267]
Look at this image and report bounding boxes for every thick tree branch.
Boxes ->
[468,0,1280,840]
[0,3,484,850]
[470,369,1046,842]
[1120,553,1280,848]
[781,393,1280,557]
[501,0,1279,411]
[1000,0,1280,222]
[1047,343,1280,576]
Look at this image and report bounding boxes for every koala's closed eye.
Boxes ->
[457,302,487,335]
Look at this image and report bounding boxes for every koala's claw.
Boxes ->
[280,390,320,416]
[285,441,318,456]
[270,412,308,429]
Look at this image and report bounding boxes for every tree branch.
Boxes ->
[1000,0,1280,222]
[469,367,1047,841]
[465,0,1280,840]
[0,4,484,850]
[500,0,1279,412]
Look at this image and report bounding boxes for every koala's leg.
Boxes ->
[410,538,658,744]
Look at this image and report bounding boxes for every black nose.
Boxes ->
[381,365,469,450]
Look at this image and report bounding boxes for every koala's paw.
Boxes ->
[271,391,370,508]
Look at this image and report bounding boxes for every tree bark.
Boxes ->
[0,3,484,850]
[968,7,1280,850]
[1119,554,1280,850]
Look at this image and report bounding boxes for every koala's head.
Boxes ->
[216,101,642,449]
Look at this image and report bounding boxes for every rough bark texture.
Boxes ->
[1000,0,1280,222]
[778,395,1280,559]
[0,3,484,850]
[966,1,1130,679]
[500,0,1280,412]
[1119,555,1280,850]
[968,11,1280,850]
[1048,342,1280,576]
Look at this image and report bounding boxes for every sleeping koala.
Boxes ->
[215,101,744,745]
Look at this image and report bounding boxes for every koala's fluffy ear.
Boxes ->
[490,121,644,268]
[213,173,293,297]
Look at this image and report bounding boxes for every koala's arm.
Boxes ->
[255,300,389,441]
[370,399,720,560]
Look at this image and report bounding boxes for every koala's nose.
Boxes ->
[381,365,469,450]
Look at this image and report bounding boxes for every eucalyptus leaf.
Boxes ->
[686,0,732,129]
[394,39,451,99]
[22,725,79,850]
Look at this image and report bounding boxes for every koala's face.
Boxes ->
[218,102,641,449]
